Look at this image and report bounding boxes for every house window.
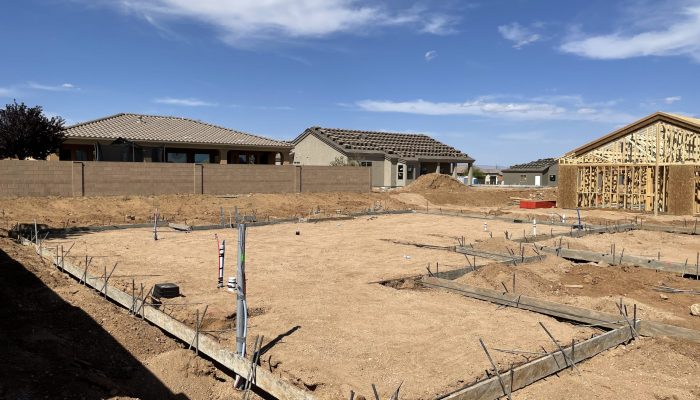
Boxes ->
[407,165,414,179]
[194,153,211,163]
[398,165,404,180]
[520,174,527,184]
[238,154,248,164]
[549,174,556,182]
[75,149,88,161]
[360,161,373,167]
[167,152,187,163]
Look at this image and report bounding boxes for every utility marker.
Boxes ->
[532,218,537,236]
[153,208,159,241]
[216,234,225,289]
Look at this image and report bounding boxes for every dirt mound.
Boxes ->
[403,173,467,192]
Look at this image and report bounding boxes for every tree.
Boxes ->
[0,101,65,160]
[472,167,486,180]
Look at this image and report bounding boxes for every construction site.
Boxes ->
[1,173,699,400]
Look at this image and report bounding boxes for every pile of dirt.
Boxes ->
[453,242,700,330]
[402,173,468,192]
[0,192,411,229]
[397,173,557,209]
[455,246,574,297]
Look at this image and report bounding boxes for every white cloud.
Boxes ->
[108,0,457,45]
[0,87,15,97]
[355,96,634,123]
[424,50,437,62]
[498,23,541,49]
[27,82,79,91]
[420,15,458,35]
[664,96,682,104]
[560,6,700,60]
[153,97,218,107]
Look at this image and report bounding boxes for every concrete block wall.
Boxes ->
[202,164,298,195]
[0,160,74,196]
[0,160,371,197]
[83,162,197,196]
[300,166,371,193]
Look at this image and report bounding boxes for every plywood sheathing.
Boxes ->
[667,165,696,215]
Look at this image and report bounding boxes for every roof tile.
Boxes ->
[303,127,473,161]
[63,113,291,148]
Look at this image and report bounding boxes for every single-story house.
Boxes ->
[292,126,474,187]
[454,165,502,185]
[502,158,558,186]
[54,113,293,164]
[481,167,503,185]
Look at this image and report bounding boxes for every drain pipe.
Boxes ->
[236,223,248,357]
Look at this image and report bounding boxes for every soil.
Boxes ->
[43,214,596,400]
[514,336,700,400]
[0,237,253,400]
[3,184,699,400]
[0,176,559,231]
[457,238,700,331]
[398,173,556,209]
[0,192,411,230]
[538,229,700,265]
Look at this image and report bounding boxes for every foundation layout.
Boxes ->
[33,212,700,400]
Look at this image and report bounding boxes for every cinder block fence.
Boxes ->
[0,160,371,196]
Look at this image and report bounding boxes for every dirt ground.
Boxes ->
[456,235,700,330]
[514,336,700,400]
[0,192,410,230]
[0,236,254,400]
[537,229,700,265]
[43,214,596,400]
[1,173,694,232]
[3,175,700,400]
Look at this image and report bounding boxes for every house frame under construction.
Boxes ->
[558,112,700,215]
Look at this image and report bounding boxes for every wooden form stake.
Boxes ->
[421,277,700,343]
[27,241,317,400]
[478,338,512,400]
[538,322,580,374]
[442,326,633,400]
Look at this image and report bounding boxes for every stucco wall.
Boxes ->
[503,165,558,186]
[293,134,345,166]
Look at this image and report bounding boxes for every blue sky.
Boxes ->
[2,0,699,165]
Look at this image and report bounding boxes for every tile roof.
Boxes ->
[63,113,291,148]
[503,158,558,172]
[298,126,473,162]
